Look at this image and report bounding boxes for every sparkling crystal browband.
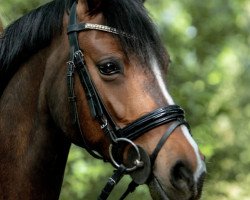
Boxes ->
[84,23,134,39]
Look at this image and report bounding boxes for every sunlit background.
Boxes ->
[1,0,250,199]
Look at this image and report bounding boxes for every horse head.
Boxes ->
[55,0,206,199]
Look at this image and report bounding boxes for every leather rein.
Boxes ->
[66,2,190,199]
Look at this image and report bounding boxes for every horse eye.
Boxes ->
[97,61,122,76]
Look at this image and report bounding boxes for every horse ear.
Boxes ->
[86,0,101,12]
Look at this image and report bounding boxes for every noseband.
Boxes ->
[67,2,190,199]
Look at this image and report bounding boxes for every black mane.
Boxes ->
[0,0,168,96]
[0,0,74,95]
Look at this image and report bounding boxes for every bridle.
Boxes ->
[66,2,191,199]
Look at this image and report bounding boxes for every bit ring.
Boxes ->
[109,138,142,172]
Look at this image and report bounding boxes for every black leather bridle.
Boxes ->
[66,2,191,199]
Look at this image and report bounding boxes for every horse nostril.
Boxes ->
[170,161,194,191]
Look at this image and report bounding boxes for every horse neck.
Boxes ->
[0,38,71,199]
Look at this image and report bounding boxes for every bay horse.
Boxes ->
[0,0,206,199]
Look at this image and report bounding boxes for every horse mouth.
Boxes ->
[148,176,170,200]
[148,173,205,200]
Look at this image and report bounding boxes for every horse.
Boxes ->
[0,0,206,199]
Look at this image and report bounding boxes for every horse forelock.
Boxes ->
[90,0,169,70]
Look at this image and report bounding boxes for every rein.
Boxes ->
[67,2,191,199]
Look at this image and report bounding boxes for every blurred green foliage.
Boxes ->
[1,0,250,199]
